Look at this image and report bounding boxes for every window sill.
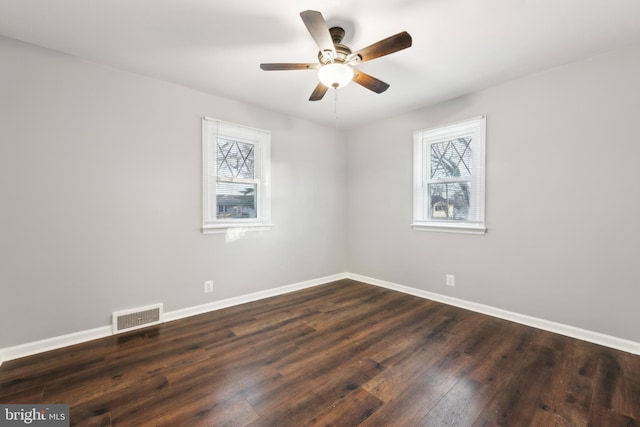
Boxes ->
[202,223,273,235]
[411,222,486,235]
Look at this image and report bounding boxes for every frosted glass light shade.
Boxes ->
[318,63,354,88]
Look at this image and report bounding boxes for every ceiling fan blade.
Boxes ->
[309,82,329,101]
[351,31,412,63]
[353,70,390,94]
[260,63,320,71]
[300,10,336,61]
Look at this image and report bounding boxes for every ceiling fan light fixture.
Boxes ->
[260,10,412,101]
[318,63,354,89]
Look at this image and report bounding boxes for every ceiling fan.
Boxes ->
[260,10,412,101]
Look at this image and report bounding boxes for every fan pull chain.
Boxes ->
[334,88,339,120]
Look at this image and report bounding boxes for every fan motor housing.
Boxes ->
[318,27,355,64]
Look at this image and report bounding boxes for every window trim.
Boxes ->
[412,116,487,235]
[202,117,272,234]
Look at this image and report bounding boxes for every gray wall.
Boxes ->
[346,46,640,343]
[0,37,347,348]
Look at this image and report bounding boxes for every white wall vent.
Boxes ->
[112,303,163,334]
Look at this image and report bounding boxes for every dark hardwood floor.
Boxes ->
[1,279,639,426]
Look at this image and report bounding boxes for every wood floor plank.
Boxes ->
[72,412,112,427]
[245,357,383,426]
[148,394,260,427]
[0,353,106,396]
[418,322,530,426]
[1,279,639,426]
[588,404,640,427]
[360,312,511,426]
[527,339,595,427]
[592,351,622,410]
[589,348,640,425]
[302,387,383,426]
[471,342,557,426]
[615,351,640,420]
[0,384,45,404]
[361,307,491,404]
[67,374,170,424]
[272,291,434,379]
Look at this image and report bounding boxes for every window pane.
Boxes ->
[216,182,257,219]
[429,182,470,220]
[217,139,255,179]
[430,137,472,179]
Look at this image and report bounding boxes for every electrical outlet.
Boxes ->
[204,280,214,293]
[446,274,455,287]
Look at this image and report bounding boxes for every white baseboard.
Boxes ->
[347,273,640,356]
[0,326,113,366]
[0,273,348,366]
[164,273,348,322]
[2,270,638,366]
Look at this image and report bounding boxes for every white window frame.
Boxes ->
[412,116,486,234]
[202,117,272,234]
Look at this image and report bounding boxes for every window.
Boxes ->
[412,116,486,234]
[202,118,271,233]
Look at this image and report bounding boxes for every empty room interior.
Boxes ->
[1,1,640,426]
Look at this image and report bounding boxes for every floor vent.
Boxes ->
[112,303,163,334]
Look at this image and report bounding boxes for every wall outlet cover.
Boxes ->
[204,280,214,293]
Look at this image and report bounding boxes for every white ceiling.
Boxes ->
[1,0,639,128]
